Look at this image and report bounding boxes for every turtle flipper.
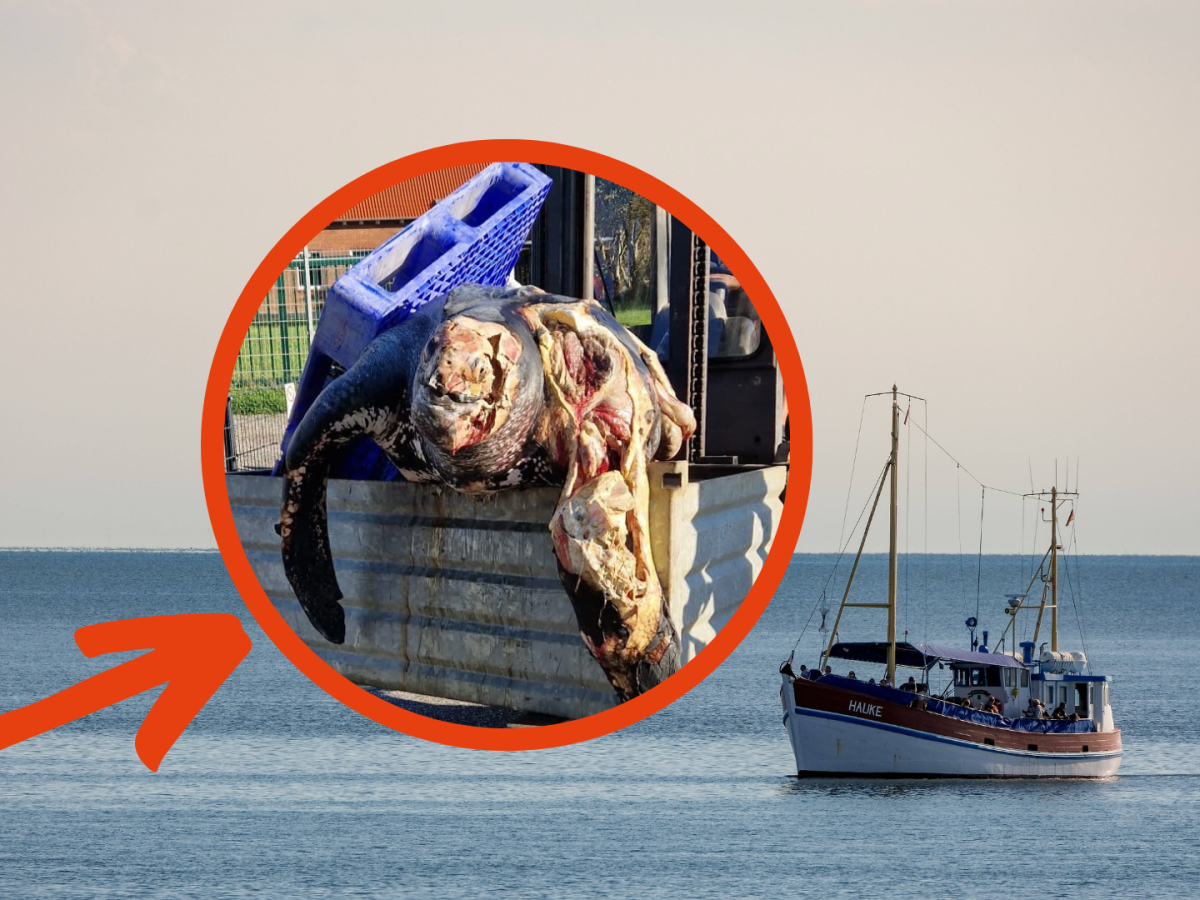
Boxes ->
[280,460,345,643]
[555,569,680,701]
[550,472,680,701]
[279,323,433,644]
[519,297,693,700]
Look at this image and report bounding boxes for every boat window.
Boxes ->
[1021,670,1029,688]
[1075,682,1089,718]
[1003,670,1012,688]
[706,258,763,359]
[954,668,969,687]
[970,669,985,687]
[986,667,1001,687]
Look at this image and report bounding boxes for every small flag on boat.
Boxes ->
[1065,509,1075,526]
[903,405,910,425]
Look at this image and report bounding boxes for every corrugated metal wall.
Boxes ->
[229,463,786,719]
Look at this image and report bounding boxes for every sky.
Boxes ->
[0,0,1196,554]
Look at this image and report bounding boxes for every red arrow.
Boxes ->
[0,614,252,772]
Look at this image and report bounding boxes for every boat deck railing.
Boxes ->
[800,672,1096,734]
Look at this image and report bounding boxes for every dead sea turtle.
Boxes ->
[279,284,696,701]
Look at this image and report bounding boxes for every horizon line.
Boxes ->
[0,546,1196,558]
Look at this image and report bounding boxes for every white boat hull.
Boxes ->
[785,705,1122,778]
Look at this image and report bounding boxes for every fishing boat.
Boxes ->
[779,387,1121,777]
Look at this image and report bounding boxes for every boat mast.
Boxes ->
[1024,485,1075,650]
[821,459,892,666]
[1050,485,1058,653]
[887,385,899,683]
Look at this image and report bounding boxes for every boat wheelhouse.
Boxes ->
[779,387,1121,778]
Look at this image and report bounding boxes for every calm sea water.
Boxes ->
[1,551,1198,899]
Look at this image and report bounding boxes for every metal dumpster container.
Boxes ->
[228,461,786,719]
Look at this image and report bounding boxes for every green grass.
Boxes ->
[232,319,312,391]
[614,305,652,328]
[230,387,287,415]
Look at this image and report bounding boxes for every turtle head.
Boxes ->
[413,315,530,463]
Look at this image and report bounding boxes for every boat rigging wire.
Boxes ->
[790,457,891,654]
[837,395,869,555]
[794,390,1041,660]
[1027,459,1037,585]
[904,416,1026,499]
[1061,504,1093,671]
[1029,507,1041,591]
[1021,494,1027,583]
[795,391,912,656]
[957,466,967,605]
[976,487,985,623]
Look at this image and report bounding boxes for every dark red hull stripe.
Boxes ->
[793,678,1122,755]
[795,708,1122,760]
[796,771,1111,780]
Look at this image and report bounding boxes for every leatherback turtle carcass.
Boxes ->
[279,284,696,701]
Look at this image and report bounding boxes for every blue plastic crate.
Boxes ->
[273,162,551,479]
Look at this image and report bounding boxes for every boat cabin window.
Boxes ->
[1003,669,1029,688]
[953,666,1002,687]
[1076,683,1090,718]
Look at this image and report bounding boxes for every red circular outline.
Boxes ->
[200,140,812,750]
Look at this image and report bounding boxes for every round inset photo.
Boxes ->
[202,141,810,750]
